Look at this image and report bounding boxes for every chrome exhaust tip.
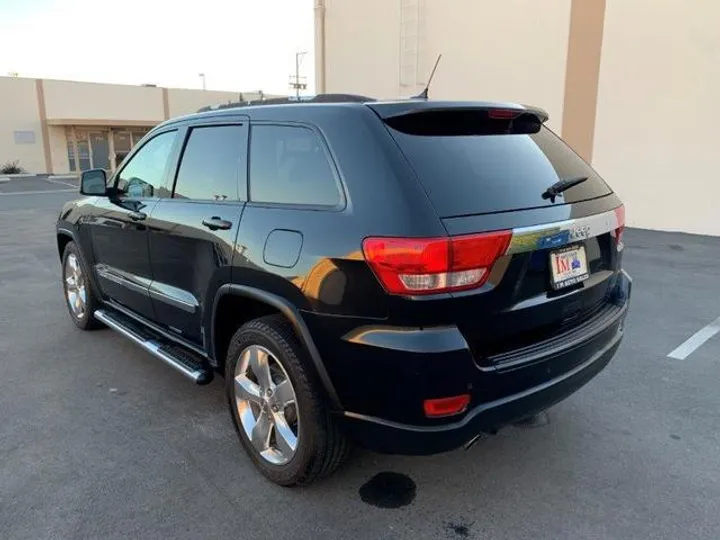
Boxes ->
[463,433,486,450]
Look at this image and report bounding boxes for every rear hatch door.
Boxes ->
[371,102,624,367]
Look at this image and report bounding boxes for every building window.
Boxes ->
[65,127,151,173]
[67,141,76,172]
[14,131,36,144]
[114,131,132,168]
[131,131,148,146]
[66,138,91,172]
[77,141,91,171]
[89,132,110,170]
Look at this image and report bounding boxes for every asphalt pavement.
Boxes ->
[1,177,719,540]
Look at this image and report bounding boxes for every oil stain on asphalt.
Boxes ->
[359,473,477,537]
[444,520,473,537]
[359,472,416,509]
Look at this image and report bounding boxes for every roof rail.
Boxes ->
[196,93,376,113]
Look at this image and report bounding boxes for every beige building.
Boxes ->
[0,76,274,176]
[314,0,719,236]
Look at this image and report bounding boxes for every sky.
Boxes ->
[0,0,316,95]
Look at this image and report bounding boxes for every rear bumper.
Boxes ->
[339,326,622,454]
[327,270,631,455]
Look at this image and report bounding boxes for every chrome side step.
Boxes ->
[94,309,213,385]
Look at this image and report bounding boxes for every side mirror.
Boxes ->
[80,168,107,196]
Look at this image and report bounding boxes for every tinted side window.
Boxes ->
[249,125,340,206]
[173,125,245,201]
[117,131,176,198]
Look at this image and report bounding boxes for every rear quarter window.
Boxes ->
[249,124,341,207]
[387,123,612,217]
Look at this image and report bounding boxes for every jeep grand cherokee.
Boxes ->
[56,95,631,485]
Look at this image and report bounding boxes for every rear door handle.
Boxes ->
[202,217,232,231]
[129,211,147,221]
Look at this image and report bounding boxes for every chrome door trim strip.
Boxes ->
[506,208,621,255]
[95,264,151,297]
[95,264,198,313]
[148,282,198,313]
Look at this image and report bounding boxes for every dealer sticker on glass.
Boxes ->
[550,245,589,290]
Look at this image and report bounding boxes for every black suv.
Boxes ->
[57,96,631,486]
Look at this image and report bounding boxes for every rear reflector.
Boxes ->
[362,230,512,295]
[613,205,626,248]
[423,394,471,418]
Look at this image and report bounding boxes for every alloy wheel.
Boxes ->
[234,345,299,465]
[64,253,87,319]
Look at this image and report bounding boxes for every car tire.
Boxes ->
[61,241,103,330]
[225,314,350,486]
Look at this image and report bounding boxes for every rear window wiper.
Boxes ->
[542,176,588,203]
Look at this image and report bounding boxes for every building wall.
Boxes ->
[593,0,720,236]
[0,76,283,175]
[320,0,571,129]
[323,0,402,98]
[421,0,572,131]
[43,80,164,123]
[0,77,45,173]
[318,0,720,236]
[167,89,242,118]
[48,126,71,175]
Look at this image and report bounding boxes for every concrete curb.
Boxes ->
[0,173,35,179]
[48,175,78,180]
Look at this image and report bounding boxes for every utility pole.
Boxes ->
[289,51,308,98]
[199,73,206,90]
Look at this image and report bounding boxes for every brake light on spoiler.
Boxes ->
[362,231,512,295]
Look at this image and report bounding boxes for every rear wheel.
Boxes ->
[225,315,350,486]
[61,241,103,330]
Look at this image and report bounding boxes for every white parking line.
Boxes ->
[668,316,720,359]
[0,189,76,196]
[45,177,78,188]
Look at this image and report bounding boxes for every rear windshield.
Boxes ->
[386,118,612,217]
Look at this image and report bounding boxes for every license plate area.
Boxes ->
[549,244,589,290]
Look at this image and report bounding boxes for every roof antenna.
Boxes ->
[412,54,442,100]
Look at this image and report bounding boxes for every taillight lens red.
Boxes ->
[613,205,626,247]
[362,230,512,295]
[423,394,471,418]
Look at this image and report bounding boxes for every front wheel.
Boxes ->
[61,241,103,330]
[225,315,350,486]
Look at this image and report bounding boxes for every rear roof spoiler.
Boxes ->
[367,101,549,123]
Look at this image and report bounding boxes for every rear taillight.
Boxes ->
[362,230,512,295]
[613,205,626,248]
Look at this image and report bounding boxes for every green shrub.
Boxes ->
[0,160,25,174]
